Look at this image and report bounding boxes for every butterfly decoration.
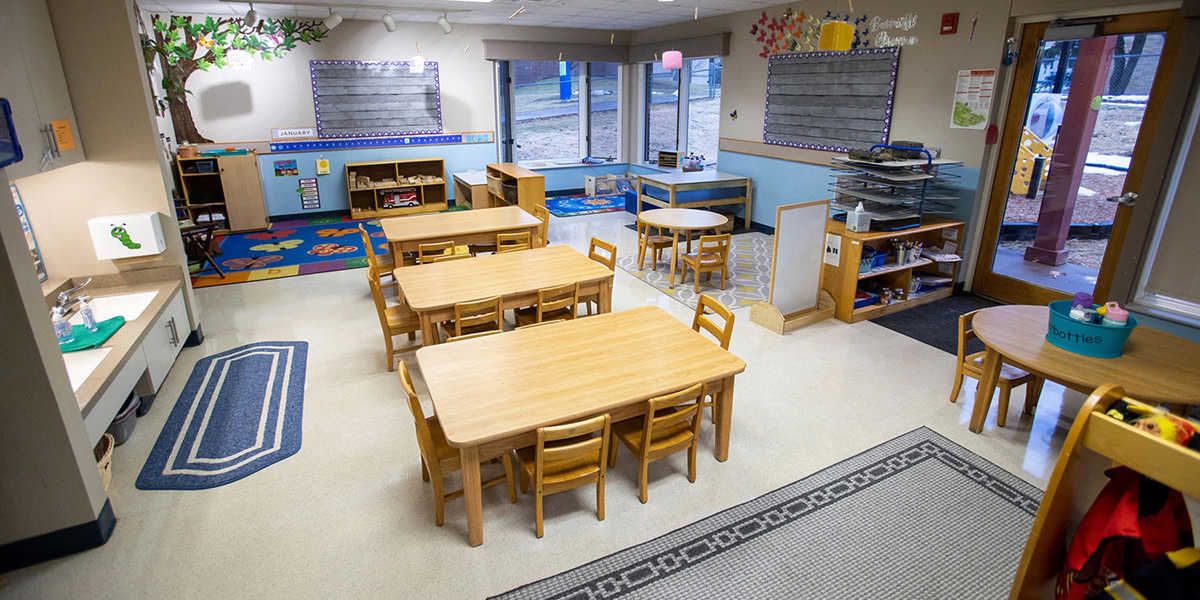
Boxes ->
[249,239,303,253]
[729,110,738,121]
[245,229,296,241]
[223,255,283,270]
[752,8,849,58]
[308,243,357,256]
[315,227,360,238]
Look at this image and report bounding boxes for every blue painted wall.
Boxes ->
[714,150,834,226]
[257,142,498,217]
[537,163,638,193]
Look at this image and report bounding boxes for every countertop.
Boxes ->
[46,278,183,417]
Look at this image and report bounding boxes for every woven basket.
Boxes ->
[93,433,114,491]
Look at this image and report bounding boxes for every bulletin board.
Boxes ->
[310,60,443,138]
[763,47,900,152]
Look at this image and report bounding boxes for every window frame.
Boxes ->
[640,56,722,165]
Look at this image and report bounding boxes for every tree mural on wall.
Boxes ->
[143,15,327,143]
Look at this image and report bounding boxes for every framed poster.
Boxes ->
[11,184,47,281]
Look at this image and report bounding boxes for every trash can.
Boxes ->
[106,393,140,445]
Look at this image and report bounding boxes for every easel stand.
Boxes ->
[1009,383,1200,599]
[750,200,835,334]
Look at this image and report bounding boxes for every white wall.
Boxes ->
[176,17,631,143]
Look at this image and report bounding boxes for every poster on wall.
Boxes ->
[298,178,320,210]
[950,69,995,129]
[274,159,298,177]
[11,184,47,282]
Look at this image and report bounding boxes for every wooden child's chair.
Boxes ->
[950,309,1045,427]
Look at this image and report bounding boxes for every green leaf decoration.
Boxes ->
[197,59,212,71]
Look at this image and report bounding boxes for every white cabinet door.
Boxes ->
[141,290,188,393]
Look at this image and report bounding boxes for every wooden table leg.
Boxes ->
[598,279,612,314]
[969,347,1003,433]
[636,223,647,270]
[668,230,680,289]
[460,445,484,547]
[419,312,438,346]
[713,375,734,461]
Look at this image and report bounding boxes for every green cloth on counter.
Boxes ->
[59,316,125,353]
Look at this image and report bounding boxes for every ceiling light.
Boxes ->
[244,2,260,27]
[437,14,453,34]
[323,8,342,30]
[382,11,397,32]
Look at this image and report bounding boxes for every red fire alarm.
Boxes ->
[941,13,959,35]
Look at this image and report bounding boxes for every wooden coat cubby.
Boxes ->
[346,157,447,219]
[822,217,966,323]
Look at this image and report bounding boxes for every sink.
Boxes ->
[61,347,112,392]
[69,290,158,325]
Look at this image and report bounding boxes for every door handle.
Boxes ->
[1106,192,1137,207]
[166,318,179,346]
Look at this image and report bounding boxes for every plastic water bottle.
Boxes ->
[79,295,98,332]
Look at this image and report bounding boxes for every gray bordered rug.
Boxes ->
[491,427,1042,600]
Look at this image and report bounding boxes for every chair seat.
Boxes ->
[612,413,694,455]
[385,303,420,331]
[514,306,575,327]
[376,252,396,269]
[643,235,673,247]
[681,252,725,266]
[516,438,602,486]
[425,416,460,463]
[967,352,1033,381]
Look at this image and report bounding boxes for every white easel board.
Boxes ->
[751,199,835,334]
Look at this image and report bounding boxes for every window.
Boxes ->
[644,62,680,162]
[497,61,622,164]
[588,62,620,160]
[687,58,722,163]
[642,57,723,167]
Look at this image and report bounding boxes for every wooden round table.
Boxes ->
[968,305,1200,433]
[636,208,728,289]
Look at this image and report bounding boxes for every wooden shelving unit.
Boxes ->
[174,153,268,233]
[822,217,966,323]
[345,157,447,219]
[484,163,545,213]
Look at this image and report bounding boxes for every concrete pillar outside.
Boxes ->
[1024,36,1117,266]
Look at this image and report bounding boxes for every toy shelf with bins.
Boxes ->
[345,157,447,219]
[484,163,545,212]
[822,217,966,323]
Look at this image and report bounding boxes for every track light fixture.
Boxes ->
[437,14,452,34]
[323,8,342,30]
[244,2,260,27]
[382,11,397,32]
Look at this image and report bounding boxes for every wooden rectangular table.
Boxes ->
[417,306,747,546]
[636,170,753,226]
[380,205,542,257]
[393,245,614,344]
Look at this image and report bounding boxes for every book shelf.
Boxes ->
[345,157,447,219]
[484,163,545,213]
[174,153,268,233]
[822,217,966,323]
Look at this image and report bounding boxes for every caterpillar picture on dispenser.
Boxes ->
[111,225,141,250]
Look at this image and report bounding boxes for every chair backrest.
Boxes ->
[453,296,502,337]
[957,310,980,364]
[496,231,531,253]
[639,383,706,459]
[446,330,502,342]
[418,240,456,264]
[536,282,578,322]
[697,234,731,260]
[535,413,610,486]
[692,294,734,350]
[399,362,440,477]
[532,205,550,245]
[358,224,381,268]
[367,270,392,334]
[588,238,617,271]
[429,253,471,263]
[518,319,563,330]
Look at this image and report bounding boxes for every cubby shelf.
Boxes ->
[858,258,934,280]
[345,158,447,219]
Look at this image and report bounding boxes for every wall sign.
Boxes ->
[298,178,320,210]
[274,159,298,177]
[950,69,995,129]
[310,60,442,139]
[272,127,318,140]
[764,47,900,152]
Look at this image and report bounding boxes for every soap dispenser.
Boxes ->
[52,307,75,344]
[78,295,98,332]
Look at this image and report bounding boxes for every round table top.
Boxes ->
[638,208,728,230]
[972,305,1200,404]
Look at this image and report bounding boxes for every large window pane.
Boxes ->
[512,61,581,163]
[687,58,721,167]
[589,62,619,160]
[646,62,679,162]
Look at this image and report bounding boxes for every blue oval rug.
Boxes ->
[137,341,307,490]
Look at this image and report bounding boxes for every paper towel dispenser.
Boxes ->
[88,212,167,260]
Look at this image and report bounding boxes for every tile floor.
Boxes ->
[8,210,1091,598]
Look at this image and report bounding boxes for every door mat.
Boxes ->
[492,427,1041,600]
[869,294,1000,355]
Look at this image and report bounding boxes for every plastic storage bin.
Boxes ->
[106,393,140,446]
[859,247,878,274]
[853,290,879,310]
[1045,300,1138,359]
